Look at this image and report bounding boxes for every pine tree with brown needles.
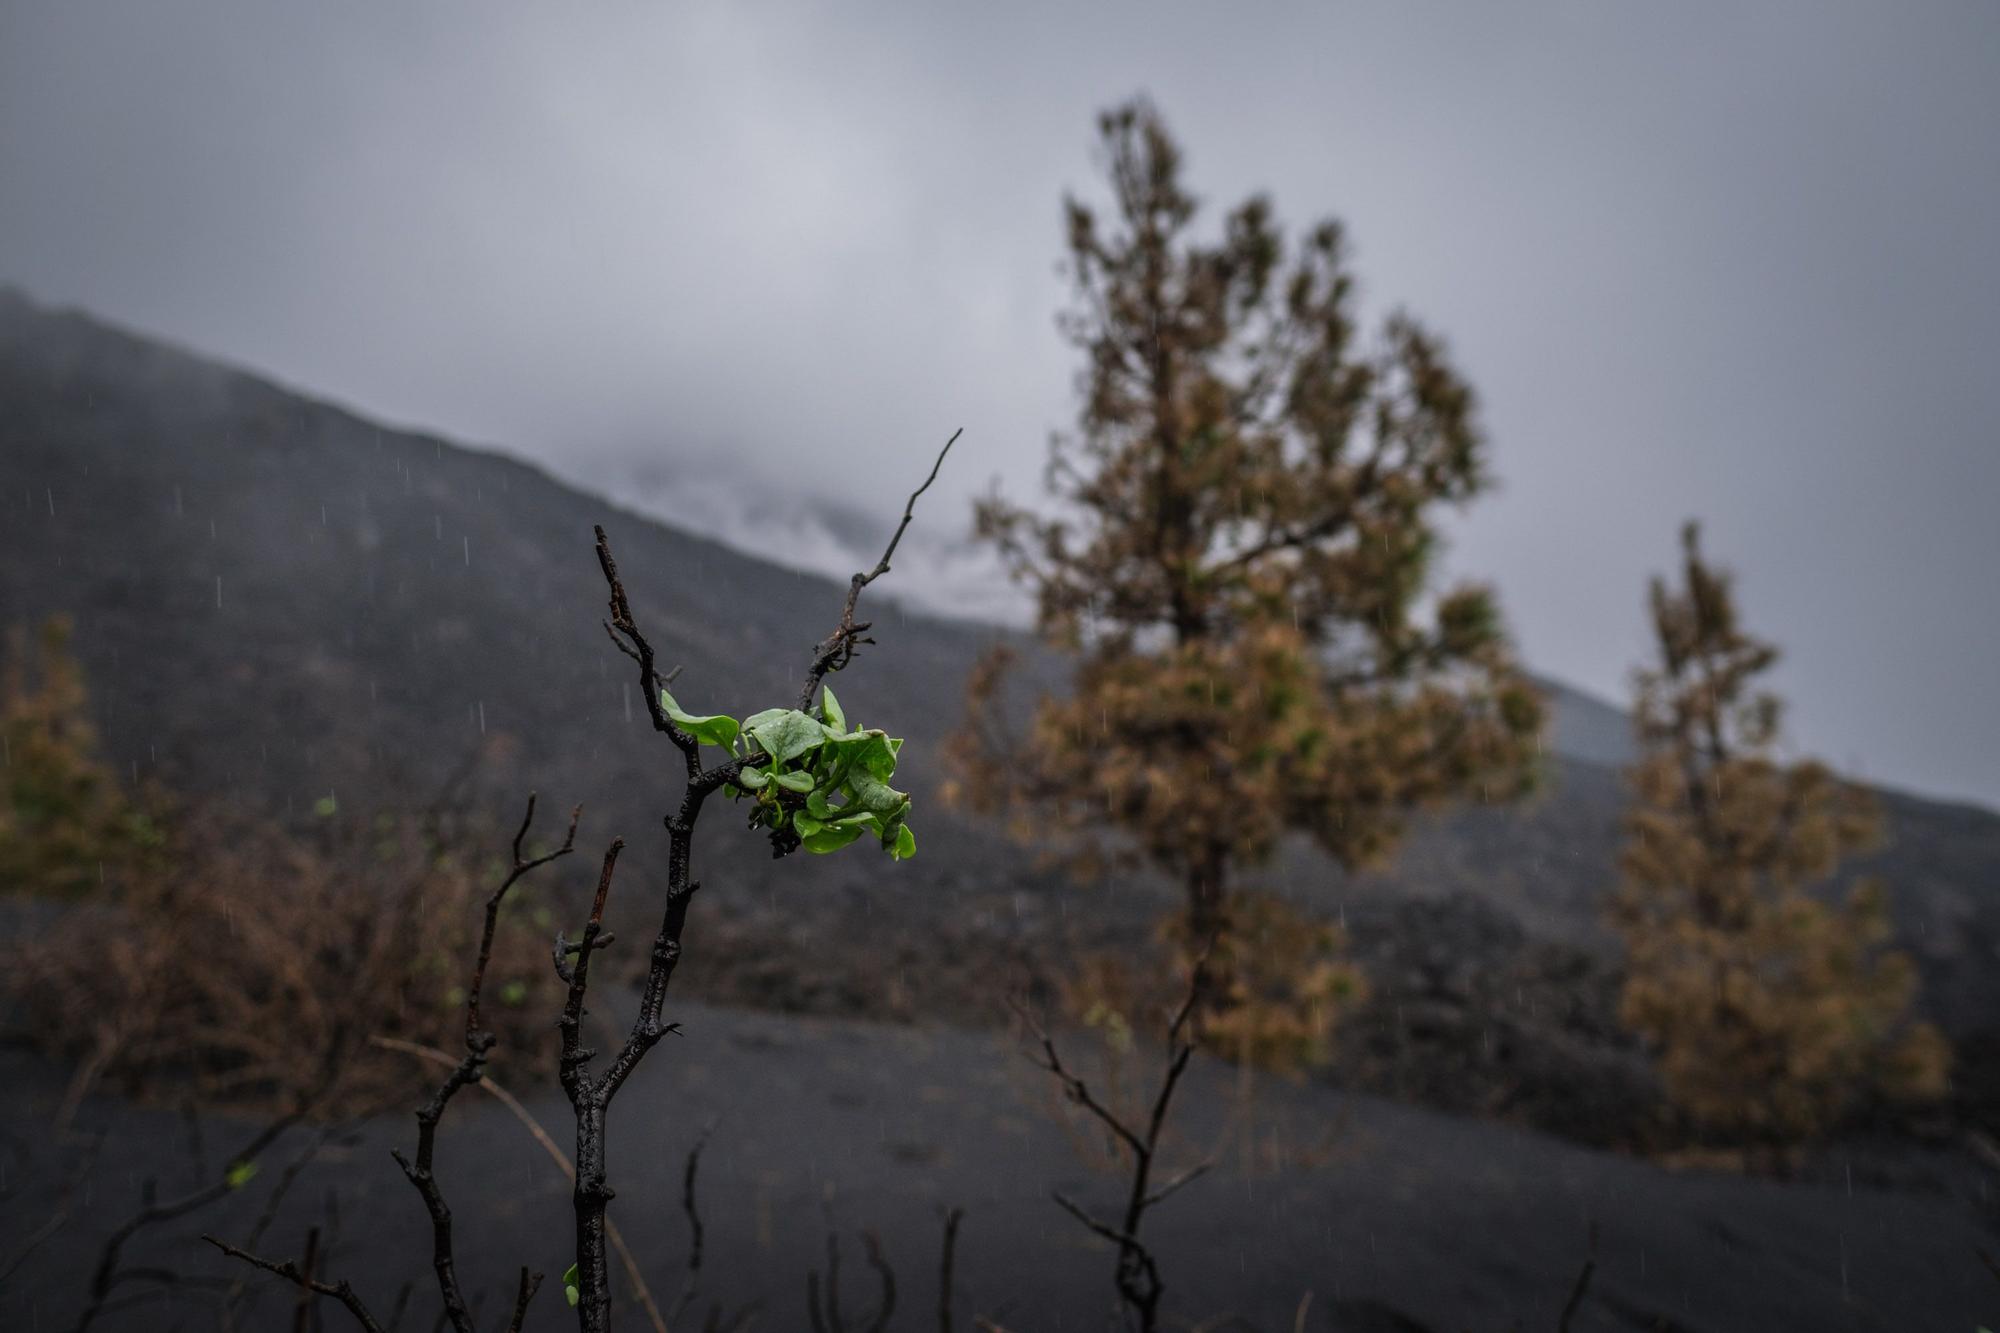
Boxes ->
[946,97,1543,1034]
[1,616,162,899]
[1611,522,1949,1168]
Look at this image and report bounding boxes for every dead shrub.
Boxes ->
[6,797,570,1118]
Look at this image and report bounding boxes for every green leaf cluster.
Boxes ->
[661,684,916,861]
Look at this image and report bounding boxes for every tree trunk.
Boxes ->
[1184,851,1231,1017]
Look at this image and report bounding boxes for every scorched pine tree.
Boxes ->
[948,98,1543,1044]
[1611,522,1948,1165]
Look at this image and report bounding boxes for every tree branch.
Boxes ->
[1013,935,1213,1331]
[393,794,577,1333]
[1556,1220,1599,1333]
[937,1207,964,1333]
[71,1066,337,1333]
[797,429,963,707]
[201,1235,385,1333]
[370,1036,668,1333]
[666,1121,717,1329]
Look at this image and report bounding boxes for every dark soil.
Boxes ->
[5,1000,1996,1332]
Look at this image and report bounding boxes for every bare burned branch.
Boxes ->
[201,1234,385,1333]
[503,1266,543,1333]
[938,1207,964,1333]
[1013,935,1214,1331]
[668,1121,718,1329]
[1556,1220,1599,1333]
[391,794,577,1333]
[798,429,963,706]
[806,1225,898,1333]
[70,1056,339,1333]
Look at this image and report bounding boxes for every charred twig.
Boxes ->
[1557,1220,1599,1332]
[371,1036,668,1333]
[1012,996,1148,1162]
[292,1224,322,1333]
[1011,940,1212,1332]
[667,1122,718,1329]
[201,1234,384,1333]
[682,1126,710,1274]
[221,1122,366,1333]
[553,837,633,1333]
[556,840,625,1089]
[859,1232,897,1333]
[807,1228,897,1333]
[385,1283,414,1333]
[71,1047,341,1333]
[1139,1162,1211,1211]
[1051,1191,1146,1252]
[597,529,700,769]
[391,793,577,1333]
[938,1208,964,1333]
[805,1230,836,1333]
[797,428,962,706]
[502,1267,543,1333]
[693,1298,762,1331]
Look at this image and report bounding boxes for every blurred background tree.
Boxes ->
[0,615,161,898]
[1611,523,1949,1168]
[947,97,1543,1049]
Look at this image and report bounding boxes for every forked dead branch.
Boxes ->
[208,430,961,1331]
[1012,942,1212,1333]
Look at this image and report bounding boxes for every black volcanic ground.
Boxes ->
[5,1004,1996,1333]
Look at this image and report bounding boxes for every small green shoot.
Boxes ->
[653,684,915,860]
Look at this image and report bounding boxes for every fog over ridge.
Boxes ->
[4,1,1996,804]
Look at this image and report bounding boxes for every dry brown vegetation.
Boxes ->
[8,794,570,1120]
[1,624,568,1120]
[1,616,165,901]
[1610,524,1950,1166]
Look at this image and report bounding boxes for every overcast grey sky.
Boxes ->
[3,1,1996,808]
